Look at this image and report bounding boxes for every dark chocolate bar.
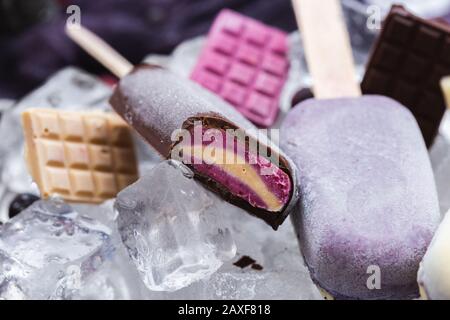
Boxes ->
[110,64,299,229]
[362,5,450,147]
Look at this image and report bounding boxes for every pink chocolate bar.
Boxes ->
[190,9,289,128]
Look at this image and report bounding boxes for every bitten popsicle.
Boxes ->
[66,25,298,229]
[284,0,440,299]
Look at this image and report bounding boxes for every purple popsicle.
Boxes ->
[281,95,440,299]
[287,0,440,299]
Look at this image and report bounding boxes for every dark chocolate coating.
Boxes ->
[109,64,299,229]
[362,5,450,148]
[291,88,314,108]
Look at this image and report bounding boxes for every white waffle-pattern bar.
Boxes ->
[22,108,138,203]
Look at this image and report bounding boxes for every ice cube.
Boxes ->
[140,205,322,300]
[430,112,450,218]
[71,200,117,230]
[0,252,29,300]
[0,281,27,300]
[115,160,236,292]
[66,201,149,300]
[73,252,147,299]
[0,199,114,299]
[70,228,149,300]
[1,148,39,194]
[198,269,320,300]
[199,206,323,300]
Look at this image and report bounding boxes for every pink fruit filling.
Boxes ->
[177,127,291,212]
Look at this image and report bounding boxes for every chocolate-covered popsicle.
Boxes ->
[66,26,298,229]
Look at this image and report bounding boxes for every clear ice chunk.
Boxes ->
[0,199,116,299]
[0,252,29,300]
[198,270,321,300]
[199,206,322,300]
[68,201,150,300]
[71,200,117,230]
[430,111,450,218]
[140,205,322,300]
[72,249,147,299]
[115,160,237,292]
[70,229,149,300]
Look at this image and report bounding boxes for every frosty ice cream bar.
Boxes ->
[65,26,298,229]
[418,211,450,300]
[191,9,289,127]
[287,0,441,299]
[281,96,440,299]
[109,64,296,228]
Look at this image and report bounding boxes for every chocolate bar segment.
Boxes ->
[362,5,450,147]
[190,9,289,128]
[21,108,138,203]
[110,65,298,229]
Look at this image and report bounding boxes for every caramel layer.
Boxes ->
[182,145,285,212]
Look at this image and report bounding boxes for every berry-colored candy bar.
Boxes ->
[191,9,289,128]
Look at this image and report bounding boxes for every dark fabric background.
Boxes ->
[0,0,298,99]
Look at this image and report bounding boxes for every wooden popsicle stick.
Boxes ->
[292,0,361,99]
[65,24,133,78]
